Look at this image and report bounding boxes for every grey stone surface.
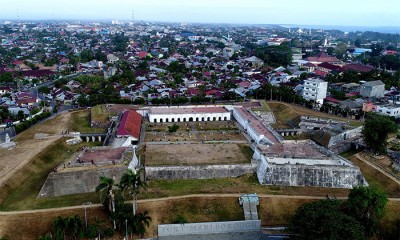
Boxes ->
[259,163,366,188]
[38,166,127,198]
[158,220,261,236]
[145,164,255,180]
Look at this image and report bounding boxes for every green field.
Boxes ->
[69,110,106,133]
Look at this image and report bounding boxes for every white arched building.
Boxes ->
[148,106,231,123]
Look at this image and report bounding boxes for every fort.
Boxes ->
[38,102,367,198]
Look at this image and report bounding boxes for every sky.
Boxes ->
[1,0,400,27]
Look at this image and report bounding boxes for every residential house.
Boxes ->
[360,80,385,99]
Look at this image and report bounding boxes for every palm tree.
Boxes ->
[52,216,68,240]
[119,169,147,216]
[131,211,152,238]
[95,176,115,206]
[66,215,83,240]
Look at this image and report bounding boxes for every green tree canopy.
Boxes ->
[289,200,365,240]
[362,113,398,154]
[346,186,388,236]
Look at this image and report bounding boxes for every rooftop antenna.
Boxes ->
[309,28,312,35]
[17,8,20,23]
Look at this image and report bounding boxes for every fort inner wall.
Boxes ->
[145,164,255,180]
[38,166,127,198]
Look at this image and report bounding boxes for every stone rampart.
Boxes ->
[145,164,255,180]
[38,166,127,198]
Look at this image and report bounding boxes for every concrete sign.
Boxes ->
[158,220,261,236]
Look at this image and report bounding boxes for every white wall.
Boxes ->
[149,112,231,123]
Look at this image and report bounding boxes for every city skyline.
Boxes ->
[1,0,399,28]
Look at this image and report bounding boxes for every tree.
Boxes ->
[131,211,152,238]
[96,176,116,206]
[17,110,25,121]
[168,124,179,133]
[346,186,388,236]
[355,39,362,48]
[0,73,13,83]
[38,86,50,94]
[66,215,84,240]
[119,169,147,216]
[52,216,68,240]
[327,47,335,56]
[288,200,365,240]
[335,42,348,60]
[80,49,94,62]
[362,113,398,154]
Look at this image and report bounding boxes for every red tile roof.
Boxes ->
[343,64,374,73]
[116,110,142,139]
[313,69,328,77]
[137,51,148,58]
[324,97,341,103]
[307,51,339,63]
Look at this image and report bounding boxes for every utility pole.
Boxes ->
[83,202,92,230]
[126,219,128,240]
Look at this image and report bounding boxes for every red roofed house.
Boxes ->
[14,92,38,106]
[307,52,340,65]
[137,51,149,59]
[316,62,343,73]
[116,110,142,146]
[343,64,374,73]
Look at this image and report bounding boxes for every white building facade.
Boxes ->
[302,79,328,104]
[376,105,400,118]
[148,106,231,123]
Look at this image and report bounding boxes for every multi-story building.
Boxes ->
[360,80,385,99]
[302,78,328,104]
[376,104,400,118]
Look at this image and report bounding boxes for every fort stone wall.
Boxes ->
[38,166,127,198]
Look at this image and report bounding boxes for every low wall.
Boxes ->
[38,166,127,198]
[145,164,255,180]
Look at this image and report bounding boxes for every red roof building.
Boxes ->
[137,51,148,58]
[307,52,340,64]
[343,64,374,73]
[116,110,142,140]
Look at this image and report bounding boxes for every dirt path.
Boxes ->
[354,153,400,185]
[1,193,399,215]
[0,112,71,187]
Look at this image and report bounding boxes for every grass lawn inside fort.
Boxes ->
[268,101,363,129]
[69,109,107,134]
[144,143,252,166]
